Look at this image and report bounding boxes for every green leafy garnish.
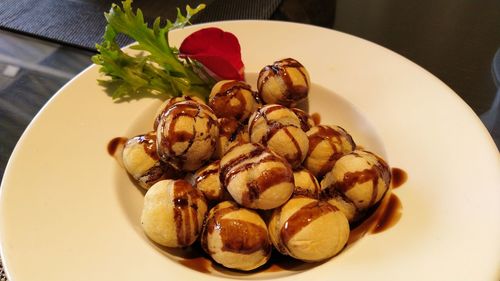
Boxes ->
[92,0,213,101]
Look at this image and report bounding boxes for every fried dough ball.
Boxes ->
[257,58,310,107]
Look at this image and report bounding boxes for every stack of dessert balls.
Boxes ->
[121,58,391,271]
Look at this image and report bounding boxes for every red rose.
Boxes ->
[179,27,244,81]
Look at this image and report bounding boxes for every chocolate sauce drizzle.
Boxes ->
[257,58,309,106]
[307,125,356,176]
[249,105,305,166]
[136,132,159,160]
[209,81,257,121]
[156,101,219,170]
[291,108,314,132]
[220,143,293,205]
[153,96,199,130]
[220,144,267,185]
[195,160,220,185]
[220,218,270,254]
[293,169,321,198]
[340,168,380,205]
[139,164,164,185]
[172,180,204,246]
[163,102,198,156]
[242,166,292,206]
[201,203,270,255]
[322,151,391,208]
[280,201,338,247]
[248,104,282,135]
[194,161,225,201]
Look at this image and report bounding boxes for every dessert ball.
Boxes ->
[304,125,356,178]
[156,100,219,171]
[153,96,205,130]
[220,143,294,210]
[293,168,320,199]
[122,132,180,189]
[291,108,315,132]
[194,160,228,202]
[214,117,249,159]
[268,197,349,262]
[321,150,391,211]
[257,58,310,107]
[248,104,309,168]
[209,80,261,121]
[141,179,207,247]
[201,201,271,271]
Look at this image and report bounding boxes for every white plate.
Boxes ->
[1,21,499,281]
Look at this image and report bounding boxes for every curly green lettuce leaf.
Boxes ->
[91,0,212,101]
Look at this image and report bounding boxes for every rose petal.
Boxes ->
[179,27,244,80]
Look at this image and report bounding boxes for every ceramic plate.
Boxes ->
[1,21,499,280]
